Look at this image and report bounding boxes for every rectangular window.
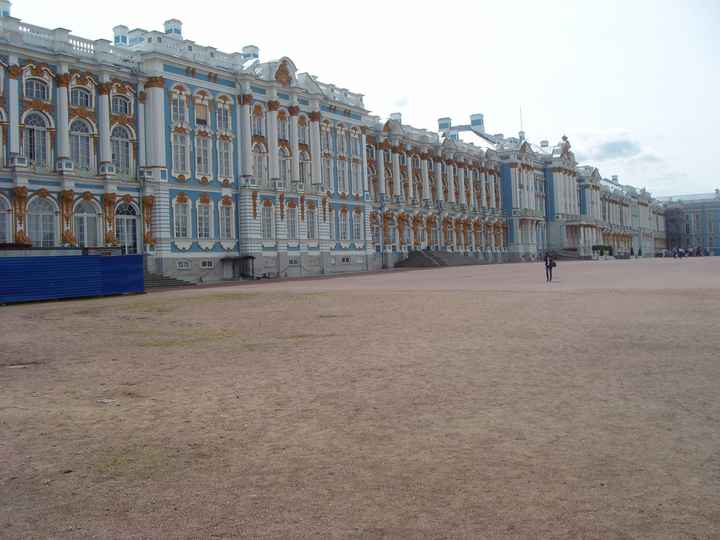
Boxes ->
[175,202,189,238]
[287,207,297,240]
[173,134,188,172]
[262,205,273,241]
[351,162,361,193]
[177,260,191,270]
[323,159,332,191]
[172,95,186,123]
[201,259,214,269]
[195,103,208,126]
[196,137,210,175]
[220,204,233,240]
[340,212,349,241]
[219,140,231,178]
[217,107,230,131]
[307,208,316,240]
[337,161,348,193]
[197,203,210,240]
[353,213,362,241]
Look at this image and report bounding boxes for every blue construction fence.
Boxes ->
[0,254,144,304]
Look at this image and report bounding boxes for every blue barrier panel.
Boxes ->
[0,255,144,304]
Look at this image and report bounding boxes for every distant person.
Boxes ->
[544,253,556,283]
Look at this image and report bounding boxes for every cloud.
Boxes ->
[393,96,409,108]
[572,130,663,167]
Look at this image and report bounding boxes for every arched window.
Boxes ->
[252,107,265,136]
[25,79,49,101]
[253,144,268,183]
[171,92,186,123]
[70,119,92,170]
[278,114,289,141]
[27,197,56,247]
[0,197,12,244]
[279,146,291,186]
[197,200,211,240]
[194,101,209,126]
[116,203,138,254]
[261,204,273,241]
[111,126,131,175]
[74,200,100,247]
[111,95,131,116]
[70,87,91,108]
[172,132,189,173]
[23,113,48,167]
[298,117,308,145]
[299,151,312,186]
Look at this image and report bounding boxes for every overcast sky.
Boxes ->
[12,0,720,196]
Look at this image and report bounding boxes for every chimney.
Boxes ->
[519,130,526,142]
[242,45,259,60]
[438,117,452,131]
[470,113,485,132]
[612,175,619,183]
[540,140,549,148]
[389,112,402,124]
[0,0,12,17]
[163,19,183,39]
[113,25,129,46]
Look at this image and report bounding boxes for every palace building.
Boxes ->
[0,4,672,282]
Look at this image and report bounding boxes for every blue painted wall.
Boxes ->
[0,255,144,303]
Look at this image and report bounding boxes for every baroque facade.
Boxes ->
[663,191,720,255]
[0,6,671,282]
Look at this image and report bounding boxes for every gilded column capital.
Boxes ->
[143,76,165,90]
[7,65,22,79]
[267,100,280,112]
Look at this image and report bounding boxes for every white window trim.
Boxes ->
[195,197,216,251]
[172,197,192,246]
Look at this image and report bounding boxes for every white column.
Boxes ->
[144,77,167,170]
[55,68,71,166]
[468,169,475,211]
[360,132,369,192]
[447,162,456,203]
[406,150,414,201]
[421,156,430,202]
[391,149,401,198]
[7,63,20,157]
[434,161,444,203]
[97,81,114,174]
[289,105,300,186]
[480,170,487,209]
[267,98,280,184]
[238,93,253,178]
[376,146,386,197]
[309,108,322,189]
[458,165,466,207]
[489,173,496,210]
[137,83,146,170]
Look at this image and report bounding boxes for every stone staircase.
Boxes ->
[395,251,485,268]
[143,271,196,290]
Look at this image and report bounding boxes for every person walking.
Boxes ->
[544,253,556,283]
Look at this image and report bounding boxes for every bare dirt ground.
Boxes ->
[1,258,719,539]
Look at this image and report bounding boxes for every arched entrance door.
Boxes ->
[115,203,138,254]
